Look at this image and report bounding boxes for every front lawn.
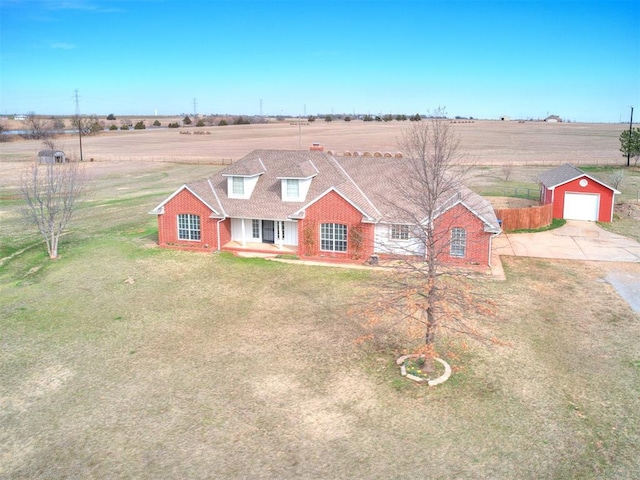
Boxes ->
[1,160,638,479]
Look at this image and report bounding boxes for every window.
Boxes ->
[232,177,244,195]
[320,223,347,252]
[390,224,410,241]
[450,227,466,257]
[178,214,201,241]
[286,179,299,198]
[276,221,285,240]
[252,219,260,239]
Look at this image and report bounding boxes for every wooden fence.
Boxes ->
[495,203,553,231]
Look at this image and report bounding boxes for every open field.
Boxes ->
[1,159,639,479]
[0,119,628,166]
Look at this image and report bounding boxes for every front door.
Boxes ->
[262,220,275,244]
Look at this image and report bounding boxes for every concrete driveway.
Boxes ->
[493,220,640,263]
[492,220,640,313]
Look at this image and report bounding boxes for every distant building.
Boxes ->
[500,116,510,121]
[544,115,562,123]
[38,150,67,164]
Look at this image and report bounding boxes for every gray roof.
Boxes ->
[153,150,500,232]
[38,150,64,156]
[538,163,619,192]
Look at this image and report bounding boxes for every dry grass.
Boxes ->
[1,236,639,479]
[1,130,639,479]
[0,119,625,165]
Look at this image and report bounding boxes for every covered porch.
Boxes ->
[222,240,298,256]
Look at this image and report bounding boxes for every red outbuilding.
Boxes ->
[538,164,620,223]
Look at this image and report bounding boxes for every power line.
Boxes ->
[74,89,83,162]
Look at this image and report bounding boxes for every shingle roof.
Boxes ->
[538,163,585,188]
[159,150,500,231]
[538,163,619,193]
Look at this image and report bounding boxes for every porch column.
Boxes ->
[241,219,246,247]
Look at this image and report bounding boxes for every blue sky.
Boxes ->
[1,0,638,122]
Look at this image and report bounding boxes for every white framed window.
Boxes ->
[232,177,244,195]
[286,179,299,198]
[177,214,201,241]
[252,219,260,239]
[450,227,466,257]
[390,224,410,241]
[320,223,347,252]
[276,221,285,240]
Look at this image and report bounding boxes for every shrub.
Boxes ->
[153,120,161,127]
[109,124,118,131]
[168,122,180,128]
[196,119,205,127]
[344,116,351,122]
[324,115,333,122]
[120,124,129,130]
[218,119,228,126]
[183,115,192,125]
[134,121,145,130]
[107,114,116,120]
[308,116,316,122]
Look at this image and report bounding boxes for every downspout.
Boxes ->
[488,232,500,267]
[216,217,226,252]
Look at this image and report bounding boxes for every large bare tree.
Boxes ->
[20,150,86,259]
[358,110,499,372]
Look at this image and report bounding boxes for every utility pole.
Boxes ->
[628,106,634,167]
[193,98,197,117]
[74,89,83,162]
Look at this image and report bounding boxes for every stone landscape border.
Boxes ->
[396,354,452,386]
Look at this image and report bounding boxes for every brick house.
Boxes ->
[539,164,620,222]
[150,150,501,266]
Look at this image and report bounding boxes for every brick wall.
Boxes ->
[298,190,374,260]
[434,204,492,266]
[157,188,218,252]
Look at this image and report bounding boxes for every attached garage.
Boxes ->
[539,164,620,223]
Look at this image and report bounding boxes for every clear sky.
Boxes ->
[1,0,638,122]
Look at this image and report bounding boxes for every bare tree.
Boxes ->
[20,149,86,259]
[607,170,626,190]
[23,112,53,140]
[501,163,514,181]
[357,110,499,372]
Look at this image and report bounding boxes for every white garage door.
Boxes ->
[563,192,599,221]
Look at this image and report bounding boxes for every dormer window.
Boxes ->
[225,174,261,199]
[232,177,244,196]
[280,177,313,202]
[286,179,299,198]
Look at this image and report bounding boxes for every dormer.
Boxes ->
[277,159,318,202]
[221,156,266,199]
[223,174,261,199]
[279,177,313,202]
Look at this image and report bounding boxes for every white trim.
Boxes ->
[329,156,382,218]
[290,187,376,222]
[546,173,620,194]
[433,197,501,234]
[149,185,219,216]
[208,178,227,218]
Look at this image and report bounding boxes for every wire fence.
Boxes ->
[84,156,233,165]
